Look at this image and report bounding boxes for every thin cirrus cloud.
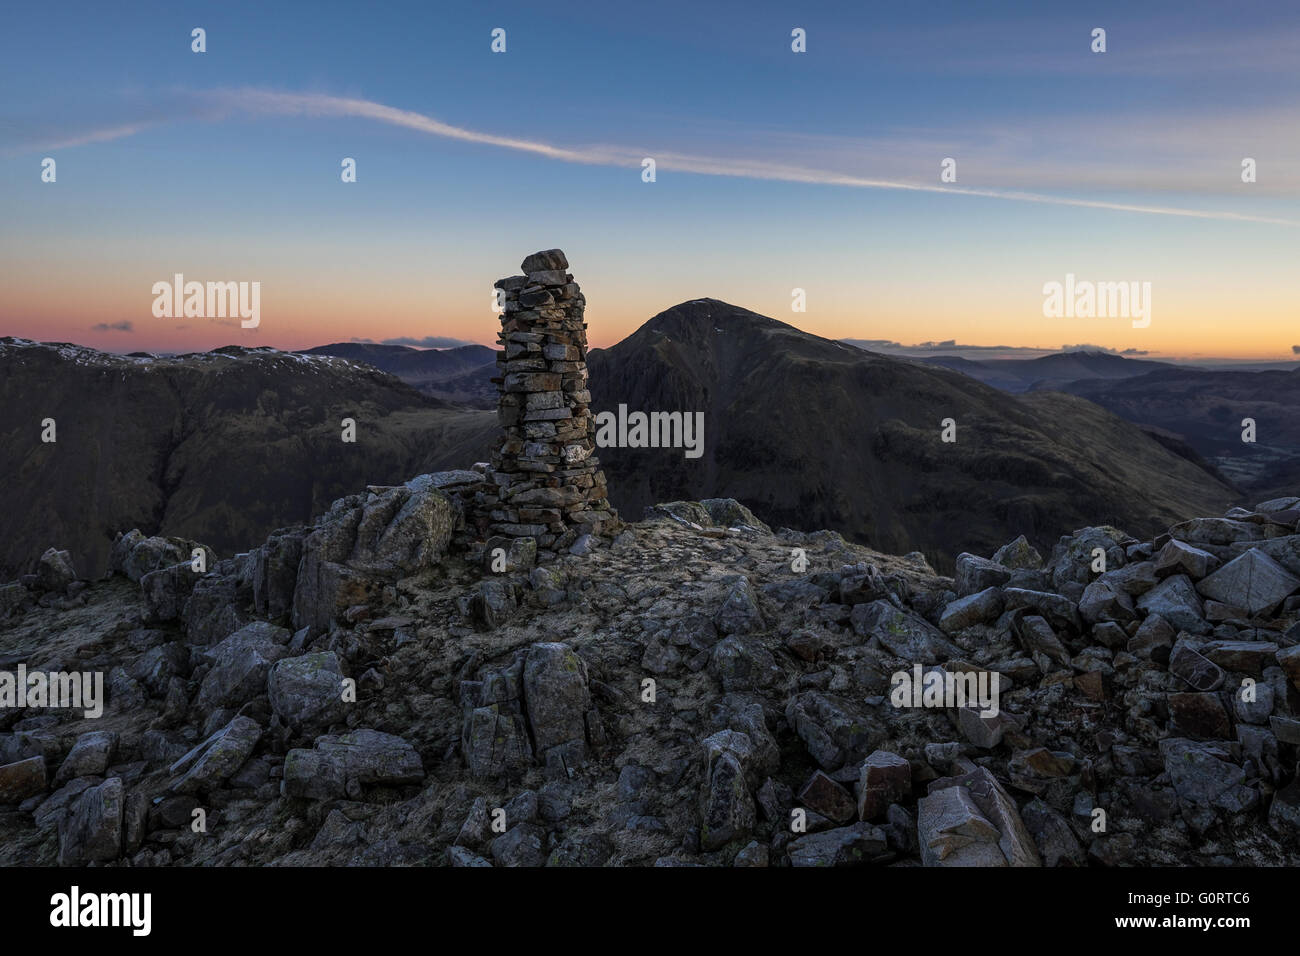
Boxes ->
[349,335,480,348]
[14,87,1300,227]
[90,321,134,333]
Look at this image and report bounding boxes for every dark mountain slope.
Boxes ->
[0,339,495,578]
[589,300,1235,568]
[1050,365,1300,498]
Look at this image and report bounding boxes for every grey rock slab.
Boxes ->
[785,691,882,771]
[856,750,912,821]
[1154,539,1219,579]
[54,731,118,786]
[193,621,291,715]
[522,642,591,755]
[939,587,1004,633]
[1168,643,1225,692]
[852,600,960,663]
[787,822,887,867]
[170,716,262,795]
[1195,549,1299,616]
[917,784,1007,867]
[1202,641,1278,675]
[282,728,423,800]
[1137,575,1208,634]
[58,777,124,866]
[954,553,1012,597]
[0,755,47,804]
[992,536,1042,570]
[268,651,347,736]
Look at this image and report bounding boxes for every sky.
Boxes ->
[2,0,1298,360]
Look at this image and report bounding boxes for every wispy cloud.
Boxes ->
[40,122,155,151]
[844,339,1152,359]
[380,335,478,348]
[91,321,133,332]
[12,88,1300,226]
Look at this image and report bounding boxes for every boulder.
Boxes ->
[1078,579,1136,626]
[700,498,771,532]
[141,561,202,623]
[1002,588,1082,632]
[1015,614,1071,673]
[54,730,118,785]
[170,716,262,794]
[1269,778,1300,833]
[715,576,765,635]
[700,731,756,850]
[939,587,1004,633]
[58,777,124,866]
[490,823,547,867]
[0,755,47,804]
[921,767,1041,867]
[797,770,856,824]
[193,621,291,715]
[521,248,568,272]
[1202,641,1277,675]
[1257,496,1300,513]
[1170,518,1264,546]
[856,750,912,821]
[462,706,532,780]
[1161,738,1257,833]
[1128,613,1177,660]
[954,553,1011,596]
[1168,644,1224,692]
[1195,549,1299,616]
[1137,575,1208,634]
[35,548,77,593]
[1154,539,1219,579]
[1047,526,1132,591]
[992,535,1042,570]
[268,651,348,736]
[1021,798,1085,867]
[851,600,960,663]
[917,784,1007,867]
[522,643,592,758]
[0,582,31,617]
[785,691,882,771]
[1277,645,1300,688]
[708,636,779,692]
[1168,692,1231,739]
[471,579,518,631]
[253,529,306,620]
[283,729,424,800]
[110,531,193,583]
[787,822,887,866]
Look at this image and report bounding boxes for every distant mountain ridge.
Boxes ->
[914,350,1177,393]
[300,342,498,407]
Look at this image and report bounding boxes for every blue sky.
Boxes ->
[2,0,1297,357]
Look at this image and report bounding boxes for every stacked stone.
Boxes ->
[483,249,616,554]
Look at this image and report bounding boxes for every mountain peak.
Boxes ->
[643,298,793,334]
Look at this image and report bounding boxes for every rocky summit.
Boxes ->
[1,252,1298,869]
[2,481,1299,867]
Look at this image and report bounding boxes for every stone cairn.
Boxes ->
[479,249,616,558]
